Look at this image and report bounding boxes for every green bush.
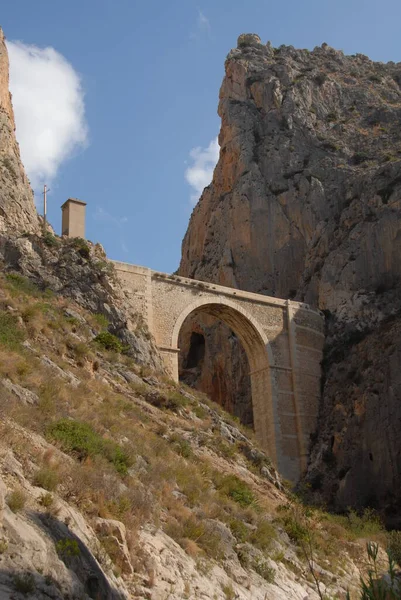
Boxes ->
[47,419,132,475]
[93,313,109,329]
[165,390,189,411]
[7,489,27,513]
[42,232,60,247]
[253,558,275,583]
[33,467,59,491]
[169,434,193,458]
[72,238,90,259]
[0,310,25,350]
[230,519,249,542]
[250,519,276,551]
[94,331,126,353]
[39,493,54,508]
[281,514,308,544]
[6,273,40,296]
[388,531,401,566]
[13,572,35,595]
[217,474,255,507]
[56,538,80,558]
[165,517,223,560]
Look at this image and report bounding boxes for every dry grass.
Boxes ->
[0,271,389,584]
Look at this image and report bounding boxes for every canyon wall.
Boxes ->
[0,28,39,234]
[179,34,401,523]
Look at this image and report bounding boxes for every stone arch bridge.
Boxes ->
[113,261,324,482]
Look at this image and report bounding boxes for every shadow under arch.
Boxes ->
[172,297,278,466]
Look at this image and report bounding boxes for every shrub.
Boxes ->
[2,157,17,180]
[352,151,370,165]
[47,419,132,475]
[21,302,49,324]
[165,390,189,411]
[230,519,249,543]
[33,467,59,491]
[94,331,125,353]
[5,273,41,296]
[222,583,236,600]
[169,434,193,458]
[346,509,383,538]
[56,538,80,558]
[145,389,188,412]
[13,572,35,595]
[42,232,60,247]
[314,72,327,86]
[253,558,275,583]
[217,474,255,507]
[93,313,109,329]
[281,514,308,544]
[323,508,383,540]
[388,531,401,566]
[250,519,276,551]
[209,437,237,460]
[67,340,91,364]
[0,311,25,350]
[7,489,27,513]
[166,517,223,560]
[39,493,54,509]
[94,259,115,276]
[72,238,90,259]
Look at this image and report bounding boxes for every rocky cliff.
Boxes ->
[0,26,398,597]
[0,28,40,234]
[179,34,401,524]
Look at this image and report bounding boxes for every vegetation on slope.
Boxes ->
[0,270,399,598]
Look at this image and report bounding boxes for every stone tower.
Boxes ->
[61,198,86,238]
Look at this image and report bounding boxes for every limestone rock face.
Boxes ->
[0,28,39,234]
[179,35,401,522]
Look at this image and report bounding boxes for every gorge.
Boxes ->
[179,33,401,526]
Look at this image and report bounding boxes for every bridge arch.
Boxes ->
[172,297,278,465]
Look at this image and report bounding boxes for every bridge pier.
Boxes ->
[158,346,180,381]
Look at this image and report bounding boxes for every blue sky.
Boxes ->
[2,0,401,272]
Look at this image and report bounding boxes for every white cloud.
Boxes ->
[190,9,211,40]
[94,206,128,227]
[7,40,88,191]
[185,137,219,204]
[197,10,211,35]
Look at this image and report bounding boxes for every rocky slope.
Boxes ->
[0,269,378,599]
[0,232,162,369]
[179,34,401,523]
[0,28,39,234]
